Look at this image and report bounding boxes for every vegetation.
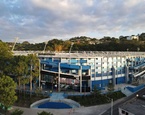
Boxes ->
[0,76,17,114]
[0,40,41,113]
[27,54,39,93]
[68,91,125,106]
[107,83,115,93]
[4,32,145,51]
[0,41,13,75]
[14,92,48,108]
[37,111,53,115]
[11,109,23,115]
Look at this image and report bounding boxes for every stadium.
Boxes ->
[14,51,145,93]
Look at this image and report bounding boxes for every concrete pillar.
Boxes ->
[94,57,96,81]
[125,65,129,83]
[88,68,91,75]
[58,63,60,92]
[107,57,109,81]
[78,66,82,93]
[89,66,92,91]
[101,58,103,88]
[112,66,116,86]
[38,59,41,88]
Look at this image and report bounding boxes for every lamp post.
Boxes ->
[106,96,113,115]
[136,94,139,99]
[111,98,113,115]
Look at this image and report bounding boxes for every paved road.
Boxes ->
[102,87,145,115]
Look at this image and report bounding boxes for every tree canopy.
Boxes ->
[0,75,17,109]
[5,33,145,51]
[0,41,13,75]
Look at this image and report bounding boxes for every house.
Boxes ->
[127,35,139,41]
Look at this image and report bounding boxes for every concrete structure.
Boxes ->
[13,51,145,93]
[119,97,145,115]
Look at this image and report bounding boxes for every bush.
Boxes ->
[37,111,53,115]
[68,91,125,106]
[11,109,23,115]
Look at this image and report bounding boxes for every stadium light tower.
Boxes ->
[12,37,19,52]
[69,42,74,54]
[43,41,48,53]
[69,42,74,64]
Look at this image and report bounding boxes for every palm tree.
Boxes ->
[27,54,39,96]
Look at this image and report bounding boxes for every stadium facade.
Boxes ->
[37,51,145,92]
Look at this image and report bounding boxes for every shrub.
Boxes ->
[11,109,23,115]
[37,111,53,115]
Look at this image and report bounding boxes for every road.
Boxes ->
[101,87,145,115]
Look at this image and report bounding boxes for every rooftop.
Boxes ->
[39,51,145,58]
[13,51,145,58]
[119,97,145,115]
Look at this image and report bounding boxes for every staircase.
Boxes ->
[50,92,65,100]
[121,87,133,97]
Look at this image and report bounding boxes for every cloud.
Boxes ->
[0,0,145,43]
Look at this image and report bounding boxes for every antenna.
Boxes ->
[12,37,19,52]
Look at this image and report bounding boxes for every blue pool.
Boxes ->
[38,102,72,109]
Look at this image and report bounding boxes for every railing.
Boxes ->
[133,70,145,77]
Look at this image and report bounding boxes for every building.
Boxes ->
[37,51,145,92]
[119,96,145,115]
[127,35,139,41]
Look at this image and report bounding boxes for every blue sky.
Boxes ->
[0,0,145,43]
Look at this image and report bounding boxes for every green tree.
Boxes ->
[92,85,101,96]
[0,75,17,114]
[27,54,39,94]
[107,83,114,93]
[0,41,13,75]
[21,77,29,97]
[11,56,28,93]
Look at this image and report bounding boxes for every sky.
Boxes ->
[0,0,145,43]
